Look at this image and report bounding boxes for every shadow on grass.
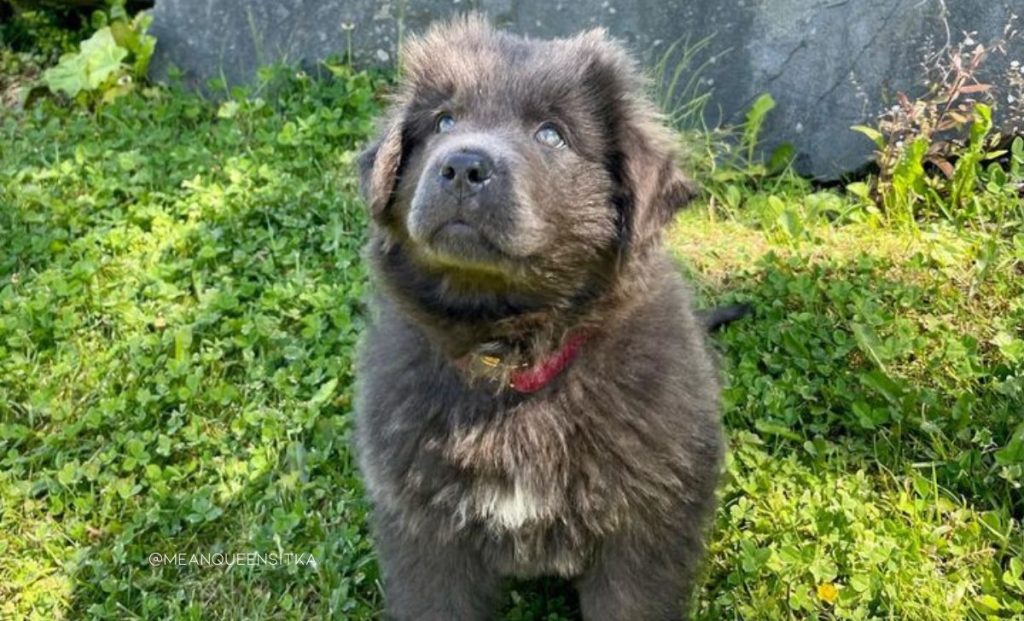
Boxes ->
[699,248,1022,515]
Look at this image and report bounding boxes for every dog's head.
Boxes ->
[360,16,693,313]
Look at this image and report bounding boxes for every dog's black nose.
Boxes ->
[438,150,493,194]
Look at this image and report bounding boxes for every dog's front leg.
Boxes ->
[575,521,708,621]
[374,515,501,621]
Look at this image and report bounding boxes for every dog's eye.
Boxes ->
[535,125,566,149]
[436,114,456,133]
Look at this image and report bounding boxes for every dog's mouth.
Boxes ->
[431,219,482,243]
[423,218,511,269]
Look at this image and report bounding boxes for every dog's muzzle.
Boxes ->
[438,149,494,201]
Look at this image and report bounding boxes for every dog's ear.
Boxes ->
[612,122,696,252]
[359,17,488,218]
[357,139,380,206]
[577,30,697,254]
[359,108,407,219]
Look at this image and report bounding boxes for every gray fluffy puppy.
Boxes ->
[355,16,724,621]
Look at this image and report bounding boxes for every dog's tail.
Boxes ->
[698,303,752,332]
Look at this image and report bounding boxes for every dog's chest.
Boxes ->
[450,467,594,576]
[433,407,573,532]
[462,475,552,531]
[418,402,624,575]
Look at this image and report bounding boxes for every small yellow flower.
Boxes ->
[817,582,839,604]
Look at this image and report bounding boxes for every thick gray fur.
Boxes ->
[355,16,724,620]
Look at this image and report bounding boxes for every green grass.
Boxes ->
[671,211,1024,619]
[2,55,1023,620]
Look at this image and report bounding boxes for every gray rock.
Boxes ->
[149,0,1023,178]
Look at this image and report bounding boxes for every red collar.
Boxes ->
[457,331,590,394]
[509,331,590,393]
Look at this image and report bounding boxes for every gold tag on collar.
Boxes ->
[479,355,501,368]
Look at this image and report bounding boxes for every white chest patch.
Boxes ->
[467,478,552,531]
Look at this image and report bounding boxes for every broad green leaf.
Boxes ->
[851,124,885,149]
[969,103,992,146]
[858,369,906,406]
[845,181,872,200]
[974,594,1002,613]
[777,208,803,241]
[309,378,339,406]
[745,93,776,127]
[42,52,91,97]
[742,93,776,158]
[754,419,803,441]
[42,27,127,97]
[852,322,888,370]
[81,27,128,89]
[217,100,240,119]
